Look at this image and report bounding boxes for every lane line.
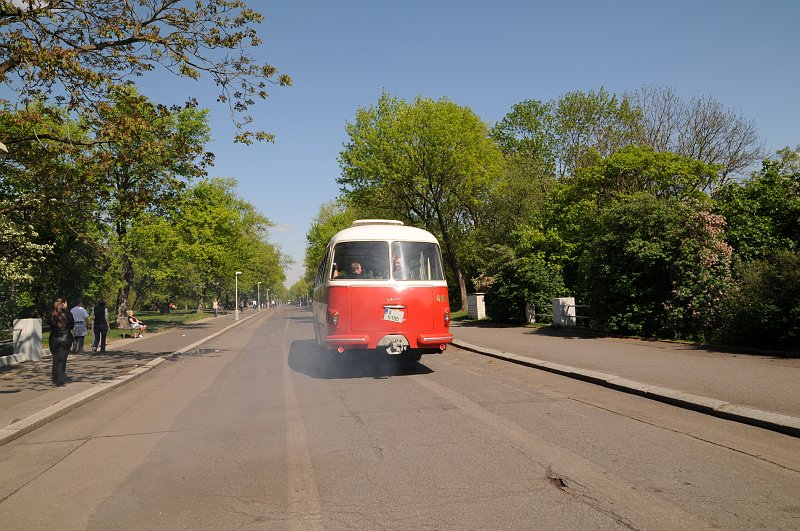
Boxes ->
[282,313,323,529]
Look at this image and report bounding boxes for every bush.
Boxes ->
[716,251,800,350]
[578,194,733,340]
[480,243,566,323]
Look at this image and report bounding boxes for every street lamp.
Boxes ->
[257,281,261,311]
[234,271,242,320]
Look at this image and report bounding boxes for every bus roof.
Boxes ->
[329,220,439,245]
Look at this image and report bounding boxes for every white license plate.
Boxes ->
[383,308,405,322]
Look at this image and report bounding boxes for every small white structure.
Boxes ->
[552,297,576,327]
[1,318,44,367]
[525,303,537,324]
[467,293,486,320]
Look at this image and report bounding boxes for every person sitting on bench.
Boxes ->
[126,309,147,337]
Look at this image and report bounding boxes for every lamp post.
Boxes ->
[234,271,242,320]
[257,281,261,311]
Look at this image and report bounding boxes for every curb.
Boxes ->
[452,339,800,438]
[0,311,263,446]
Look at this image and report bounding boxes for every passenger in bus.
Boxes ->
[349,261,364,278]
[393,255,410,280]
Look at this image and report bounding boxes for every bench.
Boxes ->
[116,316,142,338]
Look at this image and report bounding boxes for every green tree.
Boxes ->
[338,93,503,310]
[718,251,800,349]
[0,102,109,323]
[714,147,800,261]
[553,88,643,177]
[0,0,291,144]
[578,194,733,340]
[85,86,211,316]
[125,177,286,311]
[477,225,567,324]
[304,201,360,284]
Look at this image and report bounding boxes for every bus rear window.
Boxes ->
[331,241,389,280]
[391,242,445,281]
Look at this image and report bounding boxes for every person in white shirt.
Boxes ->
[70,299,90,353]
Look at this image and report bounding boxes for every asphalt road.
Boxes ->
[1,307,798,529]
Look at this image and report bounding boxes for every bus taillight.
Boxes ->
[328,310,339,328]
[444,310,450,327]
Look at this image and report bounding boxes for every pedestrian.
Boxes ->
[212,297,219,318]
[70,298,89,353]
[92,299,110,354]
[239,300,245,314]
[47,296,74,386]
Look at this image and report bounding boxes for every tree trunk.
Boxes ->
[456,269,468,313]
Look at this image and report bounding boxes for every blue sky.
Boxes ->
[136,1,800,286]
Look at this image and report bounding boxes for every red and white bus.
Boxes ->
[312,220,453,361]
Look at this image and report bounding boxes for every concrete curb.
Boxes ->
[0,311,262,446]
[453,339,800,438]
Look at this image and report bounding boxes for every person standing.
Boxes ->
[92,299,110,354]
[212,297,219,318]
[48,296,74,386]
[70,298,89,353]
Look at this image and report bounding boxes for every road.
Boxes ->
[1,307,798,529]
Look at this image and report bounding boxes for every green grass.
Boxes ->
[450,309,469,321]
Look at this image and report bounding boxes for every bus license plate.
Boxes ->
[384,308,404,322]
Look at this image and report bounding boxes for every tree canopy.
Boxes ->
[337,93,503,310]
[0,0,291,144]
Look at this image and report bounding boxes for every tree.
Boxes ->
[714,147,800,261]
[0,0,291,144]
[304,200,360,284]
[577,194,734,340]
[569,145,722,201]
[477,226,567,324]
[633,86,764,181]
[125,177,286,311]
[718,250,800,349]
[553,88,643,178]
[338,93,503,311]
[0,101,110,323]
[84,86,212,316]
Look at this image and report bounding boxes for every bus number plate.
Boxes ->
[384,308,404,322]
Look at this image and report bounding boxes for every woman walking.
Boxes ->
[48,296,75,386]
[92,299,109,353]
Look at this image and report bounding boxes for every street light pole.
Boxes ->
[257,281,261,311]
[234,271,242,320]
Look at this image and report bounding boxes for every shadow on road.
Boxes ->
[288,339,433,380]
[1,349,174,392]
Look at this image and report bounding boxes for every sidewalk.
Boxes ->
[0,310,262,445]
[451,322,800,437]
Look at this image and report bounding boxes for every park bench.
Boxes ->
[116,316,142,338]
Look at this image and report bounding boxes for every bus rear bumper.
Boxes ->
[323,332,452,351]
[416,333,453,346]
[324,335,370,349]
